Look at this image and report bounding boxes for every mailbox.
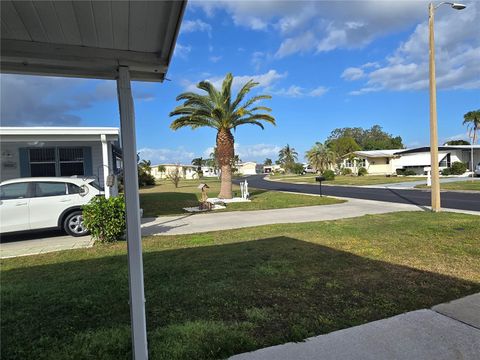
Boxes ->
[315,176,325,197]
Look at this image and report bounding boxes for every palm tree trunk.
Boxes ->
[216,128,235,199]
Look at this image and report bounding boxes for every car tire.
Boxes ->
[63,211,89,237]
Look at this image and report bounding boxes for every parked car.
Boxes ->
[0,177,103,237]
[475,162,480,177]
[302,164,316,175]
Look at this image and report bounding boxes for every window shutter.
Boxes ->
[83,147,93,176]
[19,148,31,177]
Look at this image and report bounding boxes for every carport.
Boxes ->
[1,1,186,358]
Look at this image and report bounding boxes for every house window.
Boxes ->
[345,160,353,168]
[59,148,84,176]
[29,148,56,176]
[29,147,85,177]
[439,153,451,167]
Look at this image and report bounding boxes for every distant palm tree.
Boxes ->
[169,73,275,198]
[463,110,480,144]
[306,142,337,172]
[278,144,298,172]
[264,158,272,166]
[139,159,152,174]
[191,157,204,169]
[157,165,166,174]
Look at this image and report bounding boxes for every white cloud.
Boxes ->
[209,55,222,63]
[273,85,328,98]
[203,143,282,162]
[191,0,431,58]
[183,69,287,93]
[341,67,365,81]
[0,75,153,126]
[174,43,192,59]
[138,147,195,165]
[348,1,480,94]
[181,19,212,37]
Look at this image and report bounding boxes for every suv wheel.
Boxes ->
[64,211,89,237]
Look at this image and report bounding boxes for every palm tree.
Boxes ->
[138,159,152,174]
[463,110,480,144]
[278,144,298,173]
[157,165,166,174]
[169,73,275,198]
[306,142,337,172]
[264,158,272,166]
[191,157,204,169]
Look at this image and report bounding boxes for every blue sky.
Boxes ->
[1,0,479,164]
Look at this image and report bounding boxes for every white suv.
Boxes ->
[0,177,103,237]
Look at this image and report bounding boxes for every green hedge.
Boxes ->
[83,196,126,243]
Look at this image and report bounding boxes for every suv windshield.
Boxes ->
[88,180,103,191]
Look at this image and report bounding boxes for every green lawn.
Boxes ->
[270,174,426,186]
[415,180,480,191]
[139,179,342,217]
[2,212,479,359]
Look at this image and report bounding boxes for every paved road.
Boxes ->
[239,175,480,212]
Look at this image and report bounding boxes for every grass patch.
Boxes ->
[415,180,480,191]
[139,179,342,217]
[2,212,479,359]
[270,174,426,186]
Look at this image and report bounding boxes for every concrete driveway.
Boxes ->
[0,230,93,259]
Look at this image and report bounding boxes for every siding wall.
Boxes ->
[0,141,107,186]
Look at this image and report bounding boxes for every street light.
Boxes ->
[428,1,466,212]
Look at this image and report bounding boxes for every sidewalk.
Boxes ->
[230,293,480,360]
[140,197,422,236]
[366,176,479,190]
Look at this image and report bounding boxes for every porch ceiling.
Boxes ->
[1,0,186,81]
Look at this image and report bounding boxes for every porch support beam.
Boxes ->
[117,66,148,359]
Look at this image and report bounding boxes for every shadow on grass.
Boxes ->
[2,237,478,359]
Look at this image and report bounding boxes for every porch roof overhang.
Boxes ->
[1,0,186,81]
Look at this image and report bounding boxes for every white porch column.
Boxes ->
[117,66,149,359]
[100,134,111,199]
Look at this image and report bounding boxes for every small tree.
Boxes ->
[166,165,182,188]
[264,158,273,166]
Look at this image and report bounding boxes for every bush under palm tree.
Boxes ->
[169,73,275,198]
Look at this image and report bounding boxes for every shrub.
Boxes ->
[396,168,406,176]
[357,167,368,176]
[441,168,451,176]
[138,171,155,187]
[83,196,126,243]
[450,161,467,175]
[341,168,352,175]
[404,169,417,176]
[322,169,335,180]
[292,163,306,175]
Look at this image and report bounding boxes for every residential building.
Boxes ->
[236,161,258,175]
[151,164,198,180]
[341,145,480,175]
[0,127,120,197]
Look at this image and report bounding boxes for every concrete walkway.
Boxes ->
[230,293,480,360]
[367,176,479,190]
[0,232,93,259]
[140,198,423,236]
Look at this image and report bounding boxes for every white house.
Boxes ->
[0,127,120,197]
[201,165,220,177]
[341,145,480,175]
[151,164,198,180]
[236,161,258,175]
